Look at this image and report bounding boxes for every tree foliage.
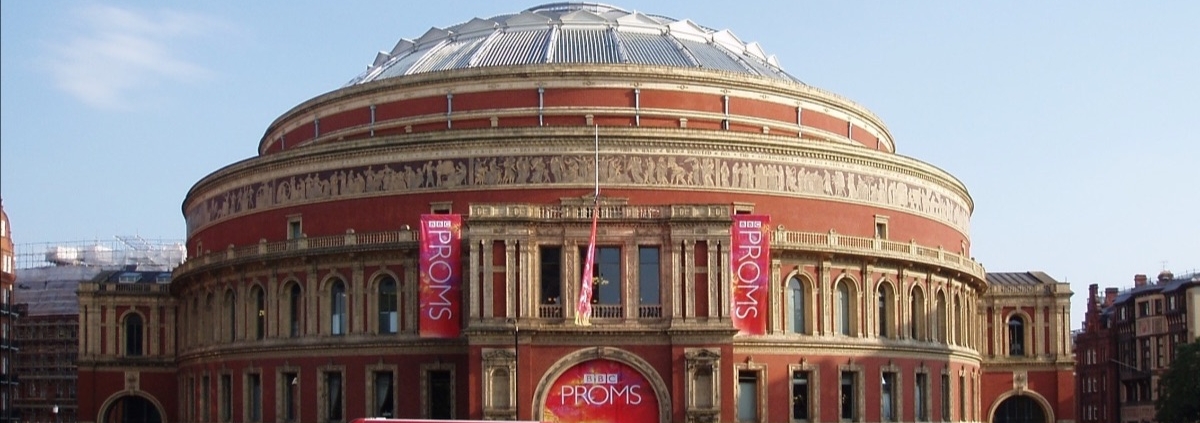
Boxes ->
[1156,337,1200,423]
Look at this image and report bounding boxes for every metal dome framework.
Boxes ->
[347,2,800,85]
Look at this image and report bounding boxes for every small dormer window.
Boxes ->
[156,273,172,284]
[119,273,140,283]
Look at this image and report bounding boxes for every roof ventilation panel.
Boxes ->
[415,27,452,48]
[614,12,662,35]
[503,11,555,31]
[666,20,709,44]
[372,51,391,67]
[455,18,501,38]
[766,55,781,68]
[711,29,746,55]
[389,39,416,56]
[744,42,768,62]
[558,9,610,29]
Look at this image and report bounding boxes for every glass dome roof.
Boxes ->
[346,2,801,86]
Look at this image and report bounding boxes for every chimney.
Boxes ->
[1104,287,1119,307]
[1134,274,1147,287]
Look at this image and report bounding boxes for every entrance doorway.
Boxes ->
[102,396,162,423]
[992,395,1046,423]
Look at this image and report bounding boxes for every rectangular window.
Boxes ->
[202,375,211,422]
[288,218,302,240]
[220,374,232,422]
[1154,299,1162,315]
[1138,302,1149,317]
[284,372,298,422]
[941,374,950,421]
[248,373,262,423]
[840,371,857,421]
[540,246,562,306]
[428,370,453,419]
[1140,338,1151,372]
[915,373,928,421]
[374,371,395,418]
[737,370,758,422]
[881,372,896,422]
[638,246,661,318]
[694,367,714,409]
[326,371,343,421]
[958,375,965,421]
[792,370,810,421]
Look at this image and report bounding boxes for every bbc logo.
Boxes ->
[582,373,619,384]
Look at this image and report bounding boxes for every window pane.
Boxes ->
[638,246,660,305]
[379,278,398,334]
[375,371,395,417]
[737,371,757,422]
[429,370,453,419]
[840,372,855,420]
[792,371,809,420]
[540,246,562,305]
[331,281,347,335]
[789,278,805,334]
[327,372,343,420]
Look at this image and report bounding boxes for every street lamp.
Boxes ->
[507,318,520,419]
[52,404,59,423]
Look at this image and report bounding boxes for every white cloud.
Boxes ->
[44,5,223,110]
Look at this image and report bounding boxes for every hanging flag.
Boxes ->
[576,125,601,326]
[575,199,599,326]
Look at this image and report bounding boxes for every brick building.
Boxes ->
[70,3,1072,423]
[1,202,18,422]
[1075,271,1200,423]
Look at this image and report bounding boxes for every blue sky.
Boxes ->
[2,1,1196,328]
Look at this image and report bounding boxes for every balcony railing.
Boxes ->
[772,229,985,281]
[178,230,418,274]
[176,226,984,285]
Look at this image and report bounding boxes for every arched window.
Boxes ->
[191,298,200,346]
[787,276,807,334]
[910,287,926,340]
[836,280,852,336]
[953,296,962,345]
[226,290,237,343]
[378,276,398,334]
[878,282,894,338]
[124,313,144,357]
[288,283,303,338]
[253,286,266,340]
[331,279,347,335]
[207,293,217,342]
[1008,315,1025,356]
[934,291,947,343]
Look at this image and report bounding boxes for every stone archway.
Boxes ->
[989,391,1051,423]
[532,347,672,423]
[98,392,164,423]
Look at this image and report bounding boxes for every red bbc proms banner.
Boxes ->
[543,359,659,423]
[732,214,770,335]
[419,214,462,338]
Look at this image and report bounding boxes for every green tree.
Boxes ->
[1156,337,1200,423]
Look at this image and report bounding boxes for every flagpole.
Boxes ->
[576,125,601,326]
[594,124,599,197]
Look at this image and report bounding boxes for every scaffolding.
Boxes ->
[14,236,185,271]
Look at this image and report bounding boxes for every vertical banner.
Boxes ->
[419,214,462,338]
[575,200,599,326]
[732,214,770,335]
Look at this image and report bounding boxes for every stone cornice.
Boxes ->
[262,64,894,153]
[184,127,973,238]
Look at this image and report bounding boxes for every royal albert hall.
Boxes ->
[83,3,1007,423]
